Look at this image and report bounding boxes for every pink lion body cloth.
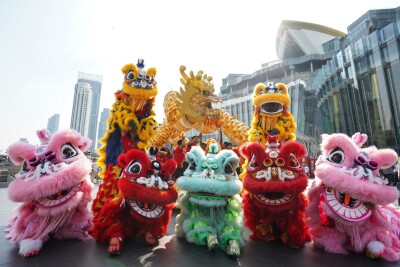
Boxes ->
[306,132,400,262]
[5,129,94,257]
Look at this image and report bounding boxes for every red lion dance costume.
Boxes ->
[90,148,178,254]
[240,135,310,247]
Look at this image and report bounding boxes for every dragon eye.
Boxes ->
[61,143,78,159]
[289,154,300,168]
[203,91,210,97]
[126,161,142,174]
[125,71,135,81]
[327,148,345,164]
[224,163,234,175]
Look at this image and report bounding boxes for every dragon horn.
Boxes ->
[179,66,190,82]
[196,71,203,80]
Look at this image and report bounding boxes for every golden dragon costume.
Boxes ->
[248,82,296,145]
[97,59,159,179]
[148,66,249,148]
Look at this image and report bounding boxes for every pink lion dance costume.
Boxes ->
[240,135,310,247]
[306,132,400,261]
[5,129,94,257]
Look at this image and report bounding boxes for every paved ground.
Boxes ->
[1,184,399,267]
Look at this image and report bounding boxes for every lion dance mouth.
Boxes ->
[322,187,371,222]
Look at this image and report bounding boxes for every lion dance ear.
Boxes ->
[77,136,91,152]
[240,142,265,161]
[118,154,128,168]
[352,132,368,147]
[7,142,36,165]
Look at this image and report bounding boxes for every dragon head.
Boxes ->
[175,66,222,127]
[121,59,158,111]
[117,148,178,218]
[7,129,93,215]
[177,145,242,207]
[253,82,290,118]
[315,132,398,222]
[240,136,308,212]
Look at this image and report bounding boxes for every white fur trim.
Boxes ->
[19,238,43,256]
[367,240,385,254]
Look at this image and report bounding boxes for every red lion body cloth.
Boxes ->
[240,136,310,247]
[90,148,177,254]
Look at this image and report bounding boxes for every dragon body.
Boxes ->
[148,66,249,147]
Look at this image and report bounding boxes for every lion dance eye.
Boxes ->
[20,161,30,174]
[126,161,142,174]
[189,161,197,171]
[249,156,259,169]
[61,143,78,159]
[125,71,135,81]
[327,148,345,164]
[224,163,234,175]
[289,154,300,168]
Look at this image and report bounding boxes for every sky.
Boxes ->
[0,0,399,151]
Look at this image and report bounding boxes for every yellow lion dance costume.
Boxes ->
[148,66,249,148]
[97,59,159,179]
[248,82,296,145]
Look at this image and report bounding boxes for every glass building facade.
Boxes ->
[217,7,400,155]
[315,7,400,153]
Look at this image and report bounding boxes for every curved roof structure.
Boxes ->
[276,20,346,60]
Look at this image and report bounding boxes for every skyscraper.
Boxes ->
[97,108,110,150]
[70,82,92,137]
[77,72,103,153]
[47,114,60,134]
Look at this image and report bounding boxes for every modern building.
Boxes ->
[70,82,92,137]
[77,72,103,153]
[47,114,60,134]
[18,138,29,143]
[219,21,346,158]
[314,7,400,153]
[97,108,110,150]
[218,6,400,156]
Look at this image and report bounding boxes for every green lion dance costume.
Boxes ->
[175,144,244,256]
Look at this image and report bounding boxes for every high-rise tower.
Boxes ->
[70,82,92,137]
[77,72,103,153]
[47,114,60,134]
